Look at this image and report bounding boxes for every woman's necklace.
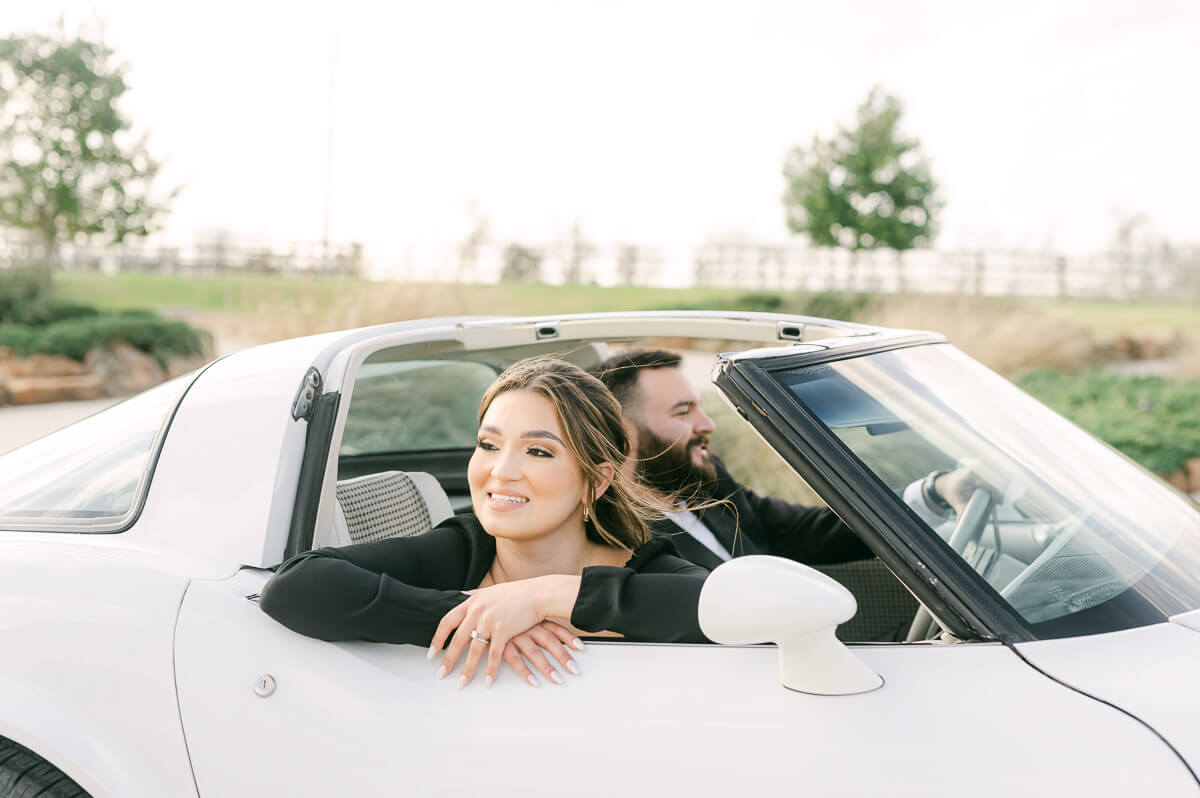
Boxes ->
[488,556,512,586]
[489,544,593,585]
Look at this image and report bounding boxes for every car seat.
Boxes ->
[324,471,454,547]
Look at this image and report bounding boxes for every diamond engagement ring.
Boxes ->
[469,630,491,645]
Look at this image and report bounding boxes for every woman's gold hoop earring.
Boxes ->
[583,505,590,522]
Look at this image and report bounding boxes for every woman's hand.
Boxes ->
[498,621,584,687]
[428,574,581,688]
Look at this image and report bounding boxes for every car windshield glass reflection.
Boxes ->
[0,375,189,527]
[770,343,1200,637]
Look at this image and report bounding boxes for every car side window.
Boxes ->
[339,359,499,456]
[0,374,190,531]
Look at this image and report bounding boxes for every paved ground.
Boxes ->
[0,398,121,454]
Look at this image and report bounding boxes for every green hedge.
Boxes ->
[0,324,37,353]
[0,268,55,326]
[0,312,210,366]
[1018,369,1200,475]
[662,291,876,320]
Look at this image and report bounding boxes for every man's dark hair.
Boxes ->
[589,349,682,409]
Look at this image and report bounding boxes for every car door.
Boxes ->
[173,570,1196,796]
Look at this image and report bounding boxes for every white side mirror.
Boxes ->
[698,555,883,695]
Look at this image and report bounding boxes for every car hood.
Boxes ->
[1015,621,1200,774]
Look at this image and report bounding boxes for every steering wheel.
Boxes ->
[945,488,995,555]
[905,488,995,642]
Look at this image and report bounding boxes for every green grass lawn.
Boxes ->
[1031,298,1200,337]
[56,271,1198,341]
[57,272,746,316]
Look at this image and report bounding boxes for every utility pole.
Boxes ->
[322,30,337,272]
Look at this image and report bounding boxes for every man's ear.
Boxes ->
[592,462,615,502]
[621,417,639,451]
[619,418,640,480]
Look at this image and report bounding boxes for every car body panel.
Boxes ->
[130,332,343,571]
[174,568,1195,797]
[0,536,198,798]
[1016,622,1200,773]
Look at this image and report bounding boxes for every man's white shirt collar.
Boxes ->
[662,504,732,562]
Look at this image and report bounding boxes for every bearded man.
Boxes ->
[589,349,877,570]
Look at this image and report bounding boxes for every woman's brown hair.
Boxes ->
[477,357,667,549]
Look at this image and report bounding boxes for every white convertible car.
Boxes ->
[1,311,1199,797]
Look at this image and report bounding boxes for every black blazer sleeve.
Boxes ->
[259,518,479,645]
[571,537,711,643]
[739,481,873,564]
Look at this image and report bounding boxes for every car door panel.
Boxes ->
[175,569,1195,797]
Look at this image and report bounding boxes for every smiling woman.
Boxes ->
[260,357,710,689]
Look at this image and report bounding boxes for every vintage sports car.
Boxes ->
[1,311,1199,797]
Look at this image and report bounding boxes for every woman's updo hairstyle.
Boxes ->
[477,357,662,549]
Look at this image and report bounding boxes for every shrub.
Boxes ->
[1018,369,1200,475]
[0,324,37,355]
[0,268,117,326]
[796,291,875,321]
[662,291,875,320]
[0,311,210,366]
[0,268,55,326]
[46,303,101,323]
[32,313,211,365]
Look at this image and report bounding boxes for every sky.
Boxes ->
[3,0,1199,271]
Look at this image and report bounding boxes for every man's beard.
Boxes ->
[635,426,718,498]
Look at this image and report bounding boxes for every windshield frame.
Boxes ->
[717,336,1037,643]
[722,336,1200,641]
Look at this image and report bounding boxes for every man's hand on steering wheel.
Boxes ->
[933,466,1002,517]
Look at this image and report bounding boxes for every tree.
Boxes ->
[499,243,543,283]
[0,22,174,290]
[782,87,939,289]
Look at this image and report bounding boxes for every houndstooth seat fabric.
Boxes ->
[334,471,433,544]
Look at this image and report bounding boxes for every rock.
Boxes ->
[165,352,212,379]
[1,353,89,378]
[0,350,95,405]
[0,348,8,407]
[1164,470,1190,492]
[1188,458,1200,494]
[5,374,103,404]
[84,342,166,397]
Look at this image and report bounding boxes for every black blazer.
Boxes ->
[651,458,873,571]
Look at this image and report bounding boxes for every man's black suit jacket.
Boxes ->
[651,458,872,571]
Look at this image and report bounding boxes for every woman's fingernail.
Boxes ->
[457,675,468,690]
[550,671,565,685]
[526,674,540,687]
[565,660,581,675]
[426,645,438,660]
[435,664,447,680]
[571,638,584,651]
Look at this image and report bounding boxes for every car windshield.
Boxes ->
[766,343,1200,637]
[0,375,191,530]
